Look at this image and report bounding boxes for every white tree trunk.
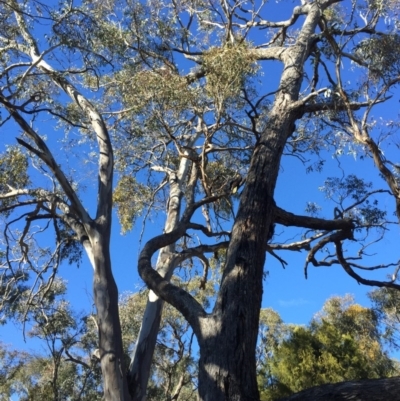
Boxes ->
[128,139,198,400]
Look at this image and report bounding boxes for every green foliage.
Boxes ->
[0,342,30,400]
[113,65,197,115]
[202,42,257,106]
[113,175,151,233]
[258,295,398,401]
[258,309,287,348]
[0,146,29,215]
[0,147,28,189]
[355,34,400,80]
[369,287,400,351]
[0,293,103,401]
[366,0,400,14]
[319,175,386,224]
[321,175,372,202]
[203,162,243,218]
[57,222,83,266]
[119,288,202,400]
[0,269,29,324]
[322,4,343,25]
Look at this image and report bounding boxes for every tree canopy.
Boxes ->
[258,295,399,400]
[1,0,400,400]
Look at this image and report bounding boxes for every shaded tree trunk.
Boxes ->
[91,227,131,401]
[278,376,400,401]
[196,109,298,401]
[194,2,337,400]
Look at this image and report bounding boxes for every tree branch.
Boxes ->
[0,98,91,225]
[138,225,207,335]
[11,0,113,225]
[335,241,400,291]
[274,206,355,231]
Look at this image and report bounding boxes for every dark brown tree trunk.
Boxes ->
[278,376,400,401]
[195,2,334,399]
[196,112,298,401]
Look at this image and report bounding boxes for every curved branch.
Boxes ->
[305,229,354,278]
[138,226,207,335]
[186,223,230,238]
[335,241,400,290]
[238,2,305,31]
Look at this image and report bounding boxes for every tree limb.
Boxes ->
[274,206,355,231]
[335,241,400,291]
[278,376,400,401]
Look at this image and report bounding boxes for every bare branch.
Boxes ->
[335,241,400,291]
[274,205,355,231]
[0,100,91,225]
[305,229,354,278]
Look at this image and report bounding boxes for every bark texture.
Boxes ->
[137,2,342,401]
[196,111,299,401]
[195,2,333,400]
[278,376,400,401]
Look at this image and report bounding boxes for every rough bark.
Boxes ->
[196,111,299,401]
[278,376,400,401]
[194,2,338,400]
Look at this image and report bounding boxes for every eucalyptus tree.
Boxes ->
[2,1,400,401]
[126,0,400,400]
[369,287,400,351]
[0,292,103,401]
[0,0,132,399]
[0,287,200,401]
[0,1,233,399]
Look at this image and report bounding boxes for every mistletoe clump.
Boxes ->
[202,41,257,105]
